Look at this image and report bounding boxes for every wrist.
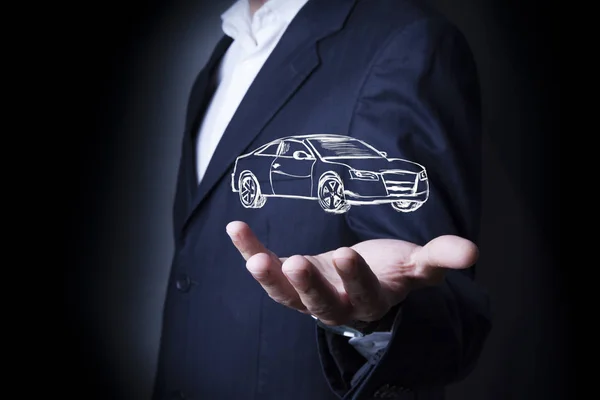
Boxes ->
[354,302,404,333]
[313,304,403,337]
[347,319,384,335]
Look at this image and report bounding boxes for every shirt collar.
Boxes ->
[221,0,252,42]
[221,0,309,41]
[258,0,309,25]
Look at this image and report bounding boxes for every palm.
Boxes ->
[305,239,419,304]
[227,221,478,326]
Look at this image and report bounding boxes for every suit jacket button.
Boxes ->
[175,274,192,292]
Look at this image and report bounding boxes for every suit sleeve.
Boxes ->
[315,17,492,397]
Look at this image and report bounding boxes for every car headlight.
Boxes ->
[418,170,427,181]
[349,169,379,181]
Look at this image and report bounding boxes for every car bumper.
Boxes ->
[344,190,428,204]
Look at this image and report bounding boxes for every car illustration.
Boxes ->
[231,134,429,214]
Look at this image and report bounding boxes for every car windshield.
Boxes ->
[308,138,384,159]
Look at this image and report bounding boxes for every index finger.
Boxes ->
[226,221,271,261]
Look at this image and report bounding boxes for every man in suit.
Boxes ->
[152,0,492,399]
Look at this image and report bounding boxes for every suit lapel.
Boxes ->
[175,34,232,233]
[185,35,233,179]
[182,0,357,232]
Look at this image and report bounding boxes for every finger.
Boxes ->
[410,235,479,278]
[226,221,270,261]
[246,253,307,311]
[282,255,350,325]
[331,247,387,321]
[226,221,306,311]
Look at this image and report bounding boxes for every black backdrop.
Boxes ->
[64,0,565,399]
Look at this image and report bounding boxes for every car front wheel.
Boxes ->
[317,172,350,214]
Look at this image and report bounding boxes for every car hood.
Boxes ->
[323,157,424,173]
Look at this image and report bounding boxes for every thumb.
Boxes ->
[412,235,479,274]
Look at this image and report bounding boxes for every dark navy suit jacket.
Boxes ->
[153,0,492,399]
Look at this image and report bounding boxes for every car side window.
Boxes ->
[278,141,313,158]
[256,142,280,156]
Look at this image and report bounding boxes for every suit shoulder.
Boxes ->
[349,0,459,37]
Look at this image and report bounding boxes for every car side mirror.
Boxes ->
[293,150,312,160]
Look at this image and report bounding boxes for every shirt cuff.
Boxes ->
[348,332,393,360]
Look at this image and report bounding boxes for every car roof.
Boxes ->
[254,134,360,153]
[280,134,356,141]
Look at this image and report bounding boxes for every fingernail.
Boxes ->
[334,257,356,277]
[286,272,301,284]
[286,270,309,291]
[248,266,269,281]
[226,229,239,242]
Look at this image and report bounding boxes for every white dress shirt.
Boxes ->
[195,0,309,182]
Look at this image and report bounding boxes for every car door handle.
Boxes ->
[272,163,280,169]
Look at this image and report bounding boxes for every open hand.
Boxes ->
[226,221,478,326]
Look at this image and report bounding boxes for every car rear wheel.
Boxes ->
[318,172,350,214]
[239,171,266,209]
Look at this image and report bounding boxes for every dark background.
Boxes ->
[65,0,565,399]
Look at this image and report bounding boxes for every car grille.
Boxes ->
[381,172,417,193]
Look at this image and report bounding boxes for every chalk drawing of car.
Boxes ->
[231,134,429,214]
